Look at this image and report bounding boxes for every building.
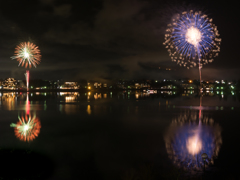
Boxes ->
[60,82,79,89]
[181,82,198,90]
[94,82,102,88]
[2,78,18,90]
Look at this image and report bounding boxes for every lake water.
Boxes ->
[0,91,240,180]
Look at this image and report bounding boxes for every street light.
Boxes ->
[201,153,208,172]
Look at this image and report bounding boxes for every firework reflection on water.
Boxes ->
[10,112,41,142]
[164,110,222,171]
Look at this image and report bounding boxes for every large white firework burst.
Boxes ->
[163,10,221,69]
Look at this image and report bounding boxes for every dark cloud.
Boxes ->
[40,0,55,5]
[53,4,72,18]
[138,62,161,72]
[106,64,126,73]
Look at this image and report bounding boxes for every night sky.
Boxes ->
[0,0,239,82]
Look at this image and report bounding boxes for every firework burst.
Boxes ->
[11,42,41,68]
[163,10,221,69]
[10,113,41,142]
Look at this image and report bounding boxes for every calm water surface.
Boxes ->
[0,91,240,179]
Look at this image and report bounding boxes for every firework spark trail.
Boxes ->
[11,42,41,68]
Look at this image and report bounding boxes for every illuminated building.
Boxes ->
[202,83,214,92]
[94,82,102,88]
[140,83,150,88]
[161,85,173,89]
[181,83,197,90]
[2,78,17,90]
[60,82,79,89]
[135,83,141,89]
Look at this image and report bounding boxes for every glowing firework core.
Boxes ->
[23,124,30,131]
[186,135,202,155]
[24,48,30,58]
[185,27,202,47]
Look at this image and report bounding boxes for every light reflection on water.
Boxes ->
[164,97,222,172]
[1,92,42,142]
[87,105,91,115]
[164,110,222,170]
[10,112,41,142]
[1,91,240,114]
[0,91,239,179]
[1,92,17,110]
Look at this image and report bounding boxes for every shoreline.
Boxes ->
[0,88,237,93]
